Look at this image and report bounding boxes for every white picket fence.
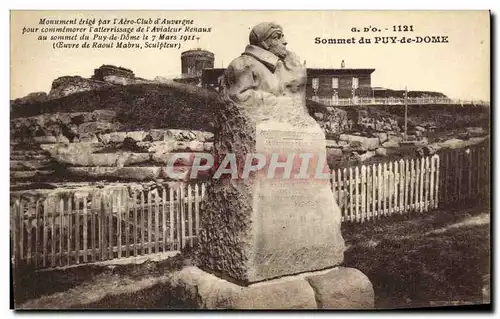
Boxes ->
[332,155,440,222]
[11,155,441,269]
[311,96,490,107]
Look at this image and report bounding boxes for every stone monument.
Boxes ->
[171,22,374,309]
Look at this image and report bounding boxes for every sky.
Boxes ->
[10,10,490,101]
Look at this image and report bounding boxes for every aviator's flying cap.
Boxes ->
[249,22,283,45]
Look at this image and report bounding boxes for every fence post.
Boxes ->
[51,196,56,267]
[108,191,113,260]
[337,168,343,220]
[415,158,420,212]
[366,165,372,221]
[90,194,96,262]
[399,159,405,214]
[423,157,428,212]
[419,158,425,213]
[169,187,175,251]
[42,198,48,267]
[67,196,72,265]
[388,161,393,215]
[11,199,20,267]
[187,184,194,247]
[349,167,354,222]
[117,189,122,259]
[162,187,168,253]
[371,164,376,219]
[194,184,200,239]
[377,163,384,218]
[35,199,40,268]
[155,188,160,253]
[355,166,360,222]
[26,200,32,266]
[343,168,348,220]
[147,190,153,255]
[124,188,130,258]
[394,160,399,214]
[410,159,415,212]
[180,185,186,249]
[132,190,138,257]
[430,156,435,209]
[83,196,88,263]
[140,191,146,255]
[58,197,64,266]
[361,165,366,222]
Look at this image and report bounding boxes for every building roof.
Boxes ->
[181,48,215,57]
[307,68,375,75]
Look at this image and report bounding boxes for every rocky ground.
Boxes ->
[13,201,490,310]
[10,89,490,187]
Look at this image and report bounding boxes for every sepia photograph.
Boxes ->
[9,10,491,310]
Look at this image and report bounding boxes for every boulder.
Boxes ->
[441,138,466,149]
[327,148,343,159]
[375,147,387,157]
[203,142,213,152]
[423,144,442,155]
[91,110,117,122]
[340,135,379,151]
[33,136,57,144]
[67,167,165,181]
[165,266,373,309]
[358,151,376,162]
[467,136,488,145]
[387,134,403,144]
[466,127,487,136]
[78,121,121,136]
[80,134,99,143]
[100,132,128,143]
[382,141,400,148]
[148,129,167,141]
[56,135,70,143]
[314,112,324,120]
[325,140,338,148]
[164,129,199,142]
[306,267,374,309]
[11,92,48,105]
[126,131,147,142]
[40,142,106,165]
[414,137,429,146]
[48,75,114,99]
[144,140,206,154]
[365,138,379,151]
[375,132,388,144]
[349,140,364,151]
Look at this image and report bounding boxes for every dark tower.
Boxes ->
[181,49,215,77]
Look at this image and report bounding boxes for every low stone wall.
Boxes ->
[11,127,214,183]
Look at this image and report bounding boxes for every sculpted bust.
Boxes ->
[221,22,307,113]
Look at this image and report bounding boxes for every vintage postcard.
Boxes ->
[10,10,490,310]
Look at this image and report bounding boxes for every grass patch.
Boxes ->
[14,203,490,309]
[341,202,490,309]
